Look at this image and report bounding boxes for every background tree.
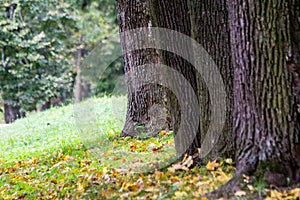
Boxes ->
[72,0,122,101]
[0,1,76,123]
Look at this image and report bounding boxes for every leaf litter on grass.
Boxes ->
[1,96,300,199]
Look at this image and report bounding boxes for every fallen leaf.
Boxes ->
[77,183,85,193]
[234,190,246,197]
[206,160,219,171]
[235,190,246,196]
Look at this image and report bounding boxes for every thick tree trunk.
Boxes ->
[189,0,235,161]
[226,0,300,190]
[150,0,200,156]
[4,100,25,124]
[116,0,166,138]
[288,0,300,144]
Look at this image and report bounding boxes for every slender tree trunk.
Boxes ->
[2,4,25,124]
[189,0,235,161]
[224,0,300,191]
[74,44,91,102]
[74,2,91,102]
[116,0,166,137]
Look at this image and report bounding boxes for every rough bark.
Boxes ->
[189,0,235,161]
[116,0,166,138]
[288,0,300,145]
[149,0,200,156]
[222,0,300,193]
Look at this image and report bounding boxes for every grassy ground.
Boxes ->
[0,96,299,199]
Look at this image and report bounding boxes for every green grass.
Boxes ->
[1,95,291,199]
[0,95,184,199]
[0,95,127,162]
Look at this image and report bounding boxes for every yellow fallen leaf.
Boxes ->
[77,183,85,193]
[290,188,300,196]
[160,130,168,135]
[175,191,188,198]
[103,167,108,174]
[269,190,283,199]
[206,160,219,171]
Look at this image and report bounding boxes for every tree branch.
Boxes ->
[1,48,6,68]
[18,10,25,24]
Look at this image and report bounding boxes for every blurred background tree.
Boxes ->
[0,1,77,123]
[71,0,123,102]
[0,0,124,123]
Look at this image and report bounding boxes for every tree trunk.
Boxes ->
[189,0,235,161]
[2,4,25,124]
[74,2,92,103]
[149,0,202,157]
[36,101,51,112]
[4,100,25,124]
[288,0,300,145]
[116,0,166,138]
[226,0,300,190]
[74,46,91,102]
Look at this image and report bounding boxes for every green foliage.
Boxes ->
[75,1,118,46]
[72,0,124,96]
[0,1,76,111]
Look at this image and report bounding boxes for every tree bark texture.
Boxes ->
[189,0,235,161]
[228,0,300,186]
[116,0,166,138]
[288,0,300,144]
[149,0,201,156]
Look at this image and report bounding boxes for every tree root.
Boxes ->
[202,173,243,199]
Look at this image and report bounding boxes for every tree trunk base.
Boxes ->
[203,174,242,199]
[203,154,300,199]
[120,118,162,139]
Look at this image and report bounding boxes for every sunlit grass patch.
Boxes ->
[0,96,126,162]
[90,131,177,173]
